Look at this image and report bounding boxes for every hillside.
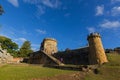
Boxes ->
[85,53,120,80]
[0,53,119,80]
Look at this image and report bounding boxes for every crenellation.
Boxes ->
[87,32,101,40]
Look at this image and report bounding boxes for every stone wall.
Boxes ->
[87,33,108,65]
[53,47,89,65]
[40,38,58,55]
[29,51,63,65]
[0,46,13,63]
[29,33,108,65]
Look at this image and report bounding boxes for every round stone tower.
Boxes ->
[40,38,58,55]
[87,33,108,65]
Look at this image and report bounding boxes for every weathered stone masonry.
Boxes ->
[40,38,58,55]
[87,33,108,65]
[0,45,13,63]
[29,33,108,65]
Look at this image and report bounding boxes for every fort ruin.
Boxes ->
[40,38,58,55]
[87,33,108,64]
[0,44,13,63]
[29,33,108,65]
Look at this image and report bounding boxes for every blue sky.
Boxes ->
[0,0,120,51]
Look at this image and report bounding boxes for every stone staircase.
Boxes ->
[42,51,64,66]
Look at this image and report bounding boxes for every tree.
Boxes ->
[0,5,4,15]
[0,36,19,57]
[19,41,33,57]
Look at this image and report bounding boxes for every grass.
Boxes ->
[0,64,75,80]
[0,54,120,80]
[85,53,120,80]
[106,53,120,66]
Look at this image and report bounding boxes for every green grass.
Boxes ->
[85,54,120,80]
[106,54,120,66]
[0,54,120,80]
[0,64,74,80]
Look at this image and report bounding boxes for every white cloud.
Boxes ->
[21,30,27,35]
[100,20,120,28]
[95,5,104,16]
[112,0,120,1]
[32,44,40,47]
[42,0,61,8]
[23,0,40,4]
[0,26,17,39]
[14,38,27,42]
[23,0,61,8]
[111,6,120,16]
[87,27,96,33]
[31,44,40,51]
[36,29,47,34]
[0,34,9,38]
[111,0,120,3]
[36,5,45,16]
[7,0,19,7]
[13,38,27,48]
[23,0,61,16]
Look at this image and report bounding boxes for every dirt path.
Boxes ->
[32,72,85,80]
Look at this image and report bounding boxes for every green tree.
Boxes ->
[0,5,4,15]
[0,36,19,57]
[19,41,33,57]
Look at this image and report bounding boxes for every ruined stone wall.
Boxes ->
[30,33,108,65]
[40,38,58,55]
[0,48,13,63]
[30,47,89,65]
[87,33,108,65]
[29,51,47,64]
[29,51,61,65]
[53,47,89,65]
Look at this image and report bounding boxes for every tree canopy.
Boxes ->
[19,41,33,57]
[0,36,18,57]
[0,36,34,57]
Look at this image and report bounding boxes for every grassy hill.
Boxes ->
[85,53,120,80]
[0,53,119,80]
[0,64,75,80]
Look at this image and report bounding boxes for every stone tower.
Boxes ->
[87,33,108,65]
[40,38,58,55]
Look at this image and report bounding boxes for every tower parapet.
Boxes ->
[87,33,100,39]
[87,32,108,65]
[40,38,58,55]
